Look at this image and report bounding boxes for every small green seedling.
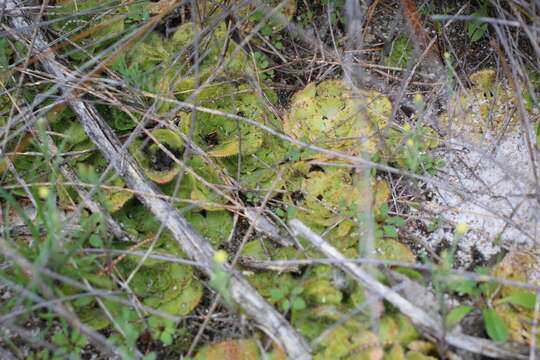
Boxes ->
[51,327,88,360]
[375,203,407,239]
[148,317,176,345]
[269,284,306,312]
[466,1,489,42]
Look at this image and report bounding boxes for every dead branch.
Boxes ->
[289,218,534,360]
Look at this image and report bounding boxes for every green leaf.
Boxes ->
[287,205,298,219]
[291,286,304,295]
[474,266,490,275]
[446,278,478,296]
[270,288,284,301]
[290,148,301,161]
[386,216,406,227]
[379,203,389,218]
[375,238,415,262]
[275,208,286,218]
[252,11,265,23]
[395,268,423,282]
[160,332,173,345]
[282,299,290,312]
[0,188,40,239]
[89,234,102,247]
[186,210,233,247]
[112,108,136,131]
[468,22,488,42]
[383,225,398,238]
[466,5,489,43]
[446,305,473,328]
[292,297,306,310]
[386,36,413,67]
[73,296,94,308]
[304,278,342,305]
[500,292,537,310]
[261,25,273,36]
[0,38,13,69]
[52,332,68,347]
[65,122,87,144]
[143,353,157,360]
[240,240,266,260]
[482,308,509,342]
[72,330,87,347]
[194,339,259,360]
[479,281,496,295]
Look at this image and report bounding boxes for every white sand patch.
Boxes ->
[425,127,540,266]
[419,71,540,267]
[427,129,540,265]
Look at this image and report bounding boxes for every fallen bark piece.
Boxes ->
[4,3,311,359]
[289,218,532,360]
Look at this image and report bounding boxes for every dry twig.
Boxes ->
[289,218,535,360]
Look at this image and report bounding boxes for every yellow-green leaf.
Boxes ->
[483,308,509,342]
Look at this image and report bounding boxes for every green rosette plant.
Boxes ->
[131,128,184,184]
[177,80,295,200]
[285,166,387,230]
[119,234,203,317]
[439,68,519,142]
[50,0,128,62]
[116,21,253,101]
[76,154,134,213]
[169,22,251,98]
[284,79,392,157]
[179,82,279,158]
[184,156,230,211]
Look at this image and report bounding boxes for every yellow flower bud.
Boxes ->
[213,250,228,264]
[455,223,469,235]
[38,186,49,199]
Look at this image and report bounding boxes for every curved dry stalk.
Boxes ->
[289,218,535,360]
[3,2,311,358]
